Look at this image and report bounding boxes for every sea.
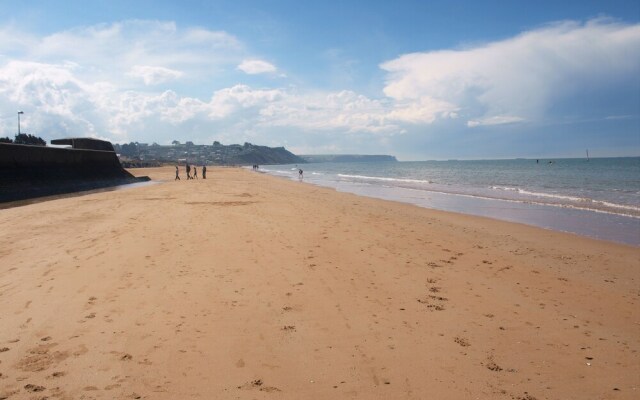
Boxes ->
[256,157,640,246]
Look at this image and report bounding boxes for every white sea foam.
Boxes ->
[338,174,432,184]
[593,200,640,212]
[412,188,640,219]
[491,186,588,202]
[490,186,518,191]
[262,169,294,175]
[489,186,640,213]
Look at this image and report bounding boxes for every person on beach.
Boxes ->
[175,165,180,180]
[186,164,191,180]
[202,165,207,179]
[298,169,303,179]
[193,166,198,179]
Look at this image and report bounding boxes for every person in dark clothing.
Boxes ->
[186,163,191,179]
[175,165,180,180]
[202,165,207,179]
[193,166,198,179]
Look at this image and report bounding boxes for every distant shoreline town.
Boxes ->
[113,140,397,167]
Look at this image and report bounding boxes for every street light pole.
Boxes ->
[17,111,24,135]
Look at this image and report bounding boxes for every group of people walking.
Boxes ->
[175,163,206,180]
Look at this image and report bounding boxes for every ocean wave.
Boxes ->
[490,186,640,212]
[413,188,640,219]
[490,186,519,192]
[595,200,640,212]
[262,169,295,175]
[491,186,587,202]
[338,174,432,184]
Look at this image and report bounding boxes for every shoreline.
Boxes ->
[259,166,640,246]
[1,166,638,399]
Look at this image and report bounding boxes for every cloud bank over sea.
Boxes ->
[0,18,638,158]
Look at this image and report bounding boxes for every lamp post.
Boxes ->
[17,111,24,135]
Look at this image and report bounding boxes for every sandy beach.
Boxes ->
[0,166,638,399]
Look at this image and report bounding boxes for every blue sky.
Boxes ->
[0,0,638,160]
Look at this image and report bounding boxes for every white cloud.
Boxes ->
[208,84,283,118]
[255,89,398,134]
[381,18,640,127]
[0,61,102,135]
[237,59,277,74]
[0,58,400,142]
[467,115,525,128]
[0,20,243,85]
[387,98,459,124]
[128,65,183,85]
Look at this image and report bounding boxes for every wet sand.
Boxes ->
[0,166,638,399]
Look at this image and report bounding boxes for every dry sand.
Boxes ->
[0,166,638,400]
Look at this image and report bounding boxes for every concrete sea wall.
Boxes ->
[0,143,149,203]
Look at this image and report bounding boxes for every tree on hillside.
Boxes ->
[14,133,46,146]
[172,140,180,145]
[120,142,139,157]
[0,137,13,143]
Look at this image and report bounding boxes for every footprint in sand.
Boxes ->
[282,325,296,332]
[484,356,503,371]
[417,295,448,311]
[16,344,70,372]
[24,384,46,392]
[237,379,281,393]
